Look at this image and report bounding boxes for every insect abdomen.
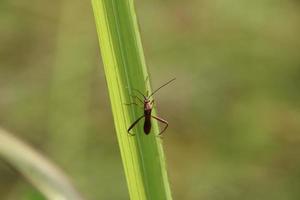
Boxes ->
[144,116,151,134]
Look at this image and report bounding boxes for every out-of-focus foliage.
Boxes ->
[0,128,83,200]
[0,0,300,199]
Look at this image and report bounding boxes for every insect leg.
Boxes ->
[131,88,146,99]
[124,102,142,107]
[151,115,168,135]
[130,95,143,104]
[124,95,143,108]
[128,115,145,135]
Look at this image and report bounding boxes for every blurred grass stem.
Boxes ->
[0,128,83,200]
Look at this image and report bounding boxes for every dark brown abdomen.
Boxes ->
[143,115,151,134]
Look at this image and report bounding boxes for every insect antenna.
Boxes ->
[131,88,146,99]
[148,78,176,98]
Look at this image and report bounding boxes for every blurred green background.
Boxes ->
[1,0,300,199]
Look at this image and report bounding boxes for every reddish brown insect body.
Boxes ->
[143,99,152,134]
[127,78,175,136]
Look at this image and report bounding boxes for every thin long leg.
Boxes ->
[128,115,144,135]
[124,95,144,108]
[124,102,143,109]
[132,88,146,99]
[151,115,168,135]
[130,95,143,104]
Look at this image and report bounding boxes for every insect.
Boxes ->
[127,78,176,135]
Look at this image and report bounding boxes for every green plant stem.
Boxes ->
[91,0,172,199]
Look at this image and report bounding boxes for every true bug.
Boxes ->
[127,78,176,135]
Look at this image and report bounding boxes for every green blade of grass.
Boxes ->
[91,0,172,199]
[0,128,83,200]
